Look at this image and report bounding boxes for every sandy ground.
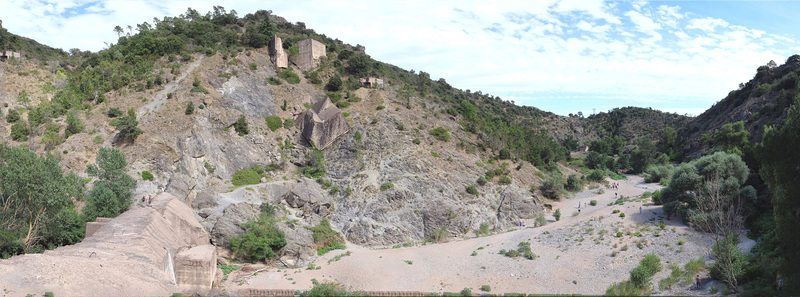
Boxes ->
[222,176,721,295]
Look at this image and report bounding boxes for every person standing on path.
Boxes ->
[640,206,642,214]
[696,275,701,289]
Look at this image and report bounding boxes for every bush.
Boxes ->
[376,105,386,110]
[534,215,547,227]
[480,285,491,292]
[265,115,282,131]
[185,101,194,115]
[65,112,84,137]
[228,212,286,263]
[587,169,605,182]
[10,121,28,141]
[6,109,19,123]
[301,150,326,178]
[325,75,342,91]
[283,118,294,129]
[629,265,652,288]
[107,108,123,118]
[428,127,450,142]
[234,114,249,136]
[278,69,300,84]
[190,85,209,94]
[465,185,478,196]
[620,212,626,218]
[380,182,394,191]
[249,63,257,70]
[232,167,262,187]
[459,288,472,296]
[266,77,282,85]
[308,218,345,255]
[412,138,421,145]
[498,175,512,185]
[590,200,598,206]
[566,174,582,191]
[476,222,490,237]
[141,171,154,181]
[476,176,487,186]
[554,209,562,221]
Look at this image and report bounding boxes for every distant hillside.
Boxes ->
[679,55,800,158]
[0,21,70,61]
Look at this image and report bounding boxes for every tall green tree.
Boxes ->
[85,147,136,218]
[715,121,749,155]
[758,102,800,294]
[0,145,84,253]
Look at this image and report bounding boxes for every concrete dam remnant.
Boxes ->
[295,95,351,150]
[0,193,218,296]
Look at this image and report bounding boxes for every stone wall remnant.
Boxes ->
[294,39,326,71]
[268,35,287,68]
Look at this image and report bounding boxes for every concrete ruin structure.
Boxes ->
[359,77,384,88]
[295,95,351,150]
[0,193,218,295]
[294,39,326,71]
[268,35,288,68]
[0,50,21,60]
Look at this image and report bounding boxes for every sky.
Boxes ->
[1,1,798,117]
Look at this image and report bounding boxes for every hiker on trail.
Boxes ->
[695,275,701,289]
[141,196,146,207]
[148,195,152,206]
[578,203,581,209]
[615,192,618,198]
[639,206,642,214]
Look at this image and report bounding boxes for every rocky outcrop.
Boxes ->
[295,96,351,149]
[211,202,259,247]
[0,193,216,296]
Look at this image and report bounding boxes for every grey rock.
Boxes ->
[275,222,316,264]
[285,178,327,209]
[192,189,219,209]
[211,202,259,246]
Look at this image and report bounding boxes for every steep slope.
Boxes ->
[679,55,800,157]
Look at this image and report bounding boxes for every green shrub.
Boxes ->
[380,182,394,191]
[376,105,385,110]
[278,69,300,84]
[11,121,28,141]
[428,127,450,141]
[44,292,54,297]
[232,167,262,187]
[266,77,282,85]
[475,222,490,237]
[309,219,346,255]
[412,138,421,145]
[498,175,512,185]
[534,215,547,227]
[620,212,626,218]
[65,112,84,137]
[566,174,582,191]
[190,86,209,94]
[354,131,362,142]
[93,135,103,145]
[141,171,154,181]
[107,108,122,118]
[554,209,562,221]
[587,169,605,182]
[249,63,257,70]
[480,285,491,292]
[6,109,19,123]
[228,212,286,263]
[325,75,342,91]
[234,114,249,136]
[265,115,282,131]
[459,288,472,296]
[590,200,598,206]
[301,150,326,178]
[465,185,479,196]
[185,101,194,115]
[476,176,487,185]
[283,118,294,129]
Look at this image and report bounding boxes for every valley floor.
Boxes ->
[222,176,723,295]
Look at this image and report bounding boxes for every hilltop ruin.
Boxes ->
[268,35,288,68]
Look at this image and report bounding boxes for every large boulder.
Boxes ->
[274,223,316,268]
[295,96,350,150]
[211,202,259,247]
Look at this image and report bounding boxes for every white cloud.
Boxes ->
[686,17,729,32]
[625,10,661,35]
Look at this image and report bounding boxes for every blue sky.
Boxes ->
[1,1,797,117]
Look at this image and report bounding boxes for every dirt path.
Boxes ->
[224,176,716,295]
[137,56,205,120]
